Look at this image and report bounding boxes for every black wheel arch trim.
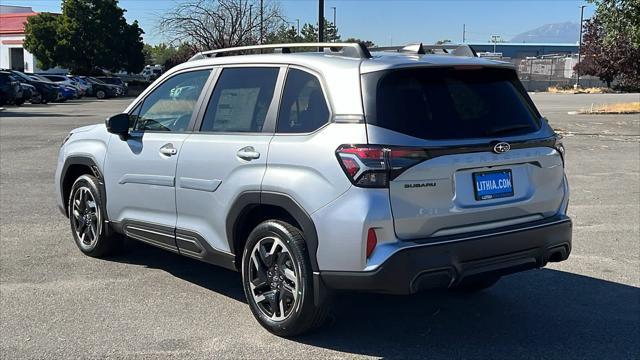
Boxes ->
[60,156,107,219]
[226,191,320,272]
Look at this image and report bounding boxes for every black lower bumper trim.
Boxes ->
[321,216,572,294]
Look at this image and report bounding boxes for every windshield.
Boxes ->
[363,67,541,140]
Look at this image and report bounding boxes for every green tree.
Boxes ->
[163,43,197,70]
[24,0,145,74]
[299,19,340,43]
[23,13,60,70]
[575,0,640,88]
[266,25,302,44]
[144,43,178,65]
[344,38,376,48]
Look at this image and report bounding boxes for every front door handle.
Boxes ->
[237,146,260,161]
[159,143,178,156]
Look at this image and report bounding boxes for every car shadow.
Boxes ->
[106,240,639,359]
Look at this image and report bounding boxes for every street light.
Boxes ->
[331,6,336,41]
[577,5,586,88]
[318,0,325,44]
[490,34,501,54]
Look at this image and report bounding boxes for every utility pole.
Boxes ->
[577,5,586,88]
[249,4,253,44]
[331,6,336,42]
[296,18,300,36]
[318,0,325,44]
[462,24,466,43]
[260,0,264,45]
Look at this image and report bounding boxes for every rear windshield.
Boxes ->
[363,67,541,140]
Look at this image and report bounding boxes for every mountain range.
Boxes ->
[510,22,580,44]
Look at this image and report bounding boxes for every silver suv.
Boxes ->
[55,43,572,336]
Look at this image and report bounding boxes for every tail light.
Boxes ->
[336,145,430,188]
[553,135,565,166]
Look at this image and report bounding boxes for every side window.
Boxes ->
[277,69,329,133]
[133,69,211,132]
[200,67,279,132]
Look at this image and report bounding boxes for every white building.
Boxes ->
[0,5,62,73]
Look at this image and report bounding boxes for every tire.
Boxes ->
[96,90,106,99]
[242,220,330,337]
[450,274,501,293]
[30,93,42,104]
[68,175,121,257]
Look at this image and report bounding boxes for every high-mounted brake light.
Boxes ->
[336,145,430,188]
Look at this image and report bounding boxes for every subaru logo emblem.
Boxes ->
[493,142,511,154]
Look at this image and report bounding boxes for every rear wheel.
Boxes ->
[68,175,121,257]
[96,90,106,99]
[30,93,42,104]
[242,220,330,337]
[451,274,501,293]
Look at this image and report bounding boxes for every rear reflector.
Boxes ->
[366,228,377,258]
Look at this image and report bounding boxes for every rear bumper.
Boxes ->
[321,215,572,294]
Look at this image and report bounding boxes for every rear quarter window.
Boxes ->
[363,67,541,140]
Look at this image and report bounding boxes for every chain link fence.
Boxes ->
[479,54,607,91]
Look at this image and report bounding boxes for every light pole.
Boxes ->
[577,5,586,88]
[318,0,325,44]
[491,34,500,54]
[331,6,336,41]
[260,0,264,45]
[249,4,253,43]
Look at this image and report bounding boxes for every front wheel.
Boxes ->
[68,175,121,257]
[242,220,330,337]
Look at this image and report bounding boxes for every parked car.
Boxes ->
[97,76,128,96]
[7,70,60,104]
[67,76,92,96]
[18,82,41,105]
[29,74,69,102]
[57,84,78,101]
[0,71,23,106]
[141,65,162,81]
[40,74,84,98]
[83,77,119,99]
[55,42,571,337]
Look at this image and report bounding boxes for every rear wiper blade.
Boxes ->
[486,124,533,136]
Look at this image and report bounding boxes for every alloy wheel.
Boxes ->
[248,236,300,321]
[71,187,100,250]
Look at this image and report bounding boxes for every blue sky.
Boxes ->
[10,0,594,45]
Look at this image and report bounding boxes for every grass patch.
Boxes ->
[548,86,615,94]
[579,102,640,114]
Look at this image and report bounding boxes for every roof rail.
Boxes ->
[370,43,478,57]
[188,42,372,61]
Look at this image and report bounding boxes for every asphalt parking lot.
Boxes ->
[1,93,639,359]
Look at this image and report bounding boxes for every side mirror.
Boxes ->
[106,113,129,136]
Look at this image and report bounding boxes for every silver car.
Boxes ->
[55,42,571,336]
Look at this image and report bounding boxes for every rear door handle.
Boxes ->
[237,146,260,161]
[159,143,178,156]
